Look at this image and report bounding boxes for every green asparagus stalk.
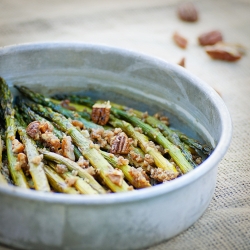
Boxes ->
[173,131,212,156]
[43,165,79,194]
[52,94,95,107]
[39,148,106,194]
[101,150,151,188]
[51,98,91,117]
[0,77,29,188]
[16,124,51,192]
[0,135,8,185]
[0,134,3,170]
[109,115,179,178]
[15,85,99,129]
[47,161,99,195]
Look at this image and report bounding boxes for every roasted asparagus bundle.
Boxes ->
[0,78,212,194]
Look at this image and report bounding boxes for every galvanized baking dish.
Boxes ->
[0,43,232,250]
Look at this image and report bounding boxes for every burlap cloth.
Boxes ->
[0,0,249,249]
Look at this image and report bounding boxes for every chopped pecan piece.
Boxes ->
[31,154,43,165]
[173,32,188,49]
[41,132,61,152]
[150,168,178,182]
[205,42,242,61]
[198,30,223,46]
[39,121,53,133]
[129,167,150,188]
[55,164,68,174]
[110,132,130,154]
[61,136,75,161]
[177,2,198,22]
[85,166,96,176]
[12,139,25,154]
[117,156,129,166]
[77,156,90,168]
[26,121,41,140]
[15,153,28,172]
[91,101,111,125]
[71,120,84,130]
[178,57,185,67]
[106,169,124,186]
[65,176,78,187]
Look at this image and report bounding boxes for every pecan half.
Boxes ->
[177,2,198,22]
[110,132,130,155]
[91,101,111,125]
[26,121,41,140]
[173,32,188,49]
[198,30,223,46]
[205,42,242,61]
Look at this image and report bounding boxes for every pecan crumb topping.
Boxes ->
[65,176,77,187]
[31,154,43,165]
[55,164,68,174]
[106,169,124,186]
[77,156,90,168]
[15,153,28,172]
[151,168,178,182]
[61,136,75,161]
[12,139,25,154]
[129,167,150,188]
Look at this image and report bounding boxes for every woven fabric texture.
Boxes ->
[0,0,249,249]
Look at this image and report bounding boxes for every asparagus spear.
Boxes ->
[47,161,99,195]
[16,122,51,192]
[101,150,151,188]
[173,131,212,156]
[52,94,95,108]
[43,165,79,194]
[39,148,106,194]
[111,108,194,174]
[15,85,99,129]
[0,135,8,185]
[0,77,29,188]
